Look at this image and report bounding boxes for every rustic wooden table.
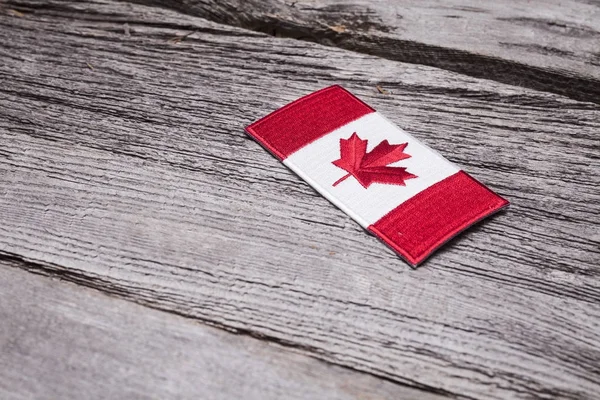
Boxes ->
[1,1,599,399]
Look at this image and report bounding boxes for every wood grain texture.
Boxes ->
[126,0,600,104]
[0,257,441,400]
[1,1,599,399]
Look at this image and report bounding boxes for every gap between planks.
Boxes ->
[0,255,449,400]
[125,0,600,104]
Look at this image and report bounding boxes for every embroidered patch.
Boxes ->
[245,85,509,266]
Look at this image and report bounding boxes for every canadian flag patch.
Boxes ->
[246,85,509,266]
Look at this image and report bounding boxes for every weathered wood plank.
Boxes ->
[126,0,600,104]
[0,257,442,400]
[1,1,599,399]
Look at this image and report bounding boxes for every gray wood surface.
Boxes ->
[0,257,441,400]
[1,0,599,399]
[134,0,600,103]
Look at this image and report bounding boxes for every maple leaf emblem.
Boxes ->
[332,133,417,188]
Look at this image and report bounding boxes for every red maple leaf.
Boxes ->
[332,133,417,188]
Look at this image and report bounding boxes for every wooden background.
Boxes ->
[0,0,599,399]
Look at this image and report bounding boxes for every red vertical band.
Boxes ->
[369,171,509,266]
[245,85,374,160]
